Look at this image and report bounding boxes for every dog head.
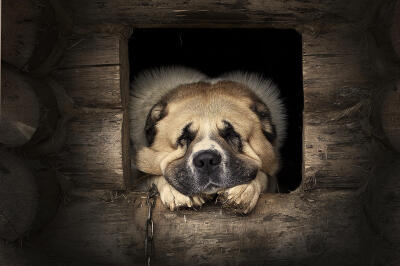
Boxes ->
[134,80,283,196]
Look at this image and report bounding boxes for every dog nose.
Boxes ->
[193,151,221,172]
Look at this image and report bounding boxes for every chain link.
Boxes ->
[145,184,158,266]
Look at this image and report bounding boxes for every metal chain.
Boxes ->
[145,184,158,266]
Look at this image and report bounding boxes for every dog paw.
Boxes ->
[154,176,205,211]
[217,171,268,214]
[218,182,261,214]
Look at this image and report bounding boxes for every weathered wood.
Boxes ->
[1,0,40,70]
[380,84,400,152]
[50,32,131,189]
[0,66,40,146]
[1,0,65,75]
[52,66,122,108]
[20,78,74,157]
[58,35,122,68]
[364,156,400,265]
[120,37,131,187]
[29,190,365,266]
[0,150,38,241]
[392,0,400,58]
[52,108,125,189]
[57,0,369,28]
[302,29,374,190]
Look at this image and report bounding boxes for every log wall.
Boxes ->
[53,0,382,192]
[30,191,367,266]
[50,33,131,189]
[2,0,397,265]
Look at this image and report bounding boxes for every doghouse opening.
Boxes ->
[129,28,303,193]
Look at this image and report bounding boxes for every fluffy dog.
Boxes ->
[130,66,286,214]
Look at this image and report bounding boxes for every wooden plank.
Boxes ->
[119,36,132,187]
[59,34,121,68]
[56,0,368,28]
[52,108,125,189]
[52,65,122,108]
[29,190,365,265]
[50,33,131,190]
[301,30,374,190]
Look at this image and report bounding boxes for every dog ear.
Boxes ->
[250,101,276,144]
[144,101,168,146]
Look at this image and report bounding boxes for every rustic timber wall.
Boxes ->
[2,0,400,265]
[50,30,131,189]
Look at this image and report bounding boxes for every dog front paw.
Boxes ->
[218,182,261,214]
[217,171,268,214]
[153,176,205,211]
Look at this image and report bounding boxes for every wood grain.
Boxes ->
[1,0,40,69]
[0,150,38,241]
[302,29,374,190]
[51,33,131,189]
[52,108,125,189]
[29,190,366,266]
[380,84,400,152]
[0,66,40,146]
[58,35,122,68]
[364,156,400,265]
[52,66,122,108]
[56,0,367,28]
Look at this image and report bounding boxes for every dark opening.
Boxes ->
[129,28,303,193]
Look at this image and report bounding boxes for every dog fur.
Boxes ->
[130,66,286,213]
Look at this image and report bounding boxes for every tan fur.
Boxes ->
[136,81,280,213]
[218,171,268,214]
[152,176,205,210]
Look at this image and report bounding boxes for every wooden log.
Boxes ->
[0,239,53,266]
[365,156,400,265]
[1,0,40,70]
[0,241,29,266]
[20,78,74,157]
[30,190,365,265]
[50,33,131,189]
[0,66,40,146]
[1,0,65,75]
[302,29,374,190]
[380,84,400,152]
[391,0,400,58]
[0,150,61,242]
[58,34,123,68]
[51,108,126,189]
[0,150,38,241]
[52,66,122,108]
[56,0,368,28]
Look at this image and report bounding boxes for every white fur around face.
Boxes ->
[130,66,287,151]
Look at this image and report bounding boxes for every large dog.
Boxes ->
[130,66,286,214]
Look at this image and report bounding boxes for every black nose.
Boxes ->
[193,151,222,172]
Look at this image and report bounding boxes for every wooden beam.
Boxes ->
[58,34,122,68]
[52,66,122,108]
[51,33,131,189]
[51,108,125,189]
[29,190,366,265]
[56,0,369,28]
[301,30,374,190]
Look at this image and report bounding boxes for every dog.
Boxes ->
[129,66,286,214]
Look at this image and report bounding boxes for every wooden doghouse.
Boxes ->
[1,0,400,265]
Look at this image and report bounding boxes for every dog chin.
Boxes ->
[201,182,223,194]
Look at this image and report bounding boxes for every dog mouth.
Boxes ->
[201,181,222,194]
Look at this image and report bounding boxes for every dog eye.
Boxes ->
[219,120,243,152]
[177,122,195,147]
